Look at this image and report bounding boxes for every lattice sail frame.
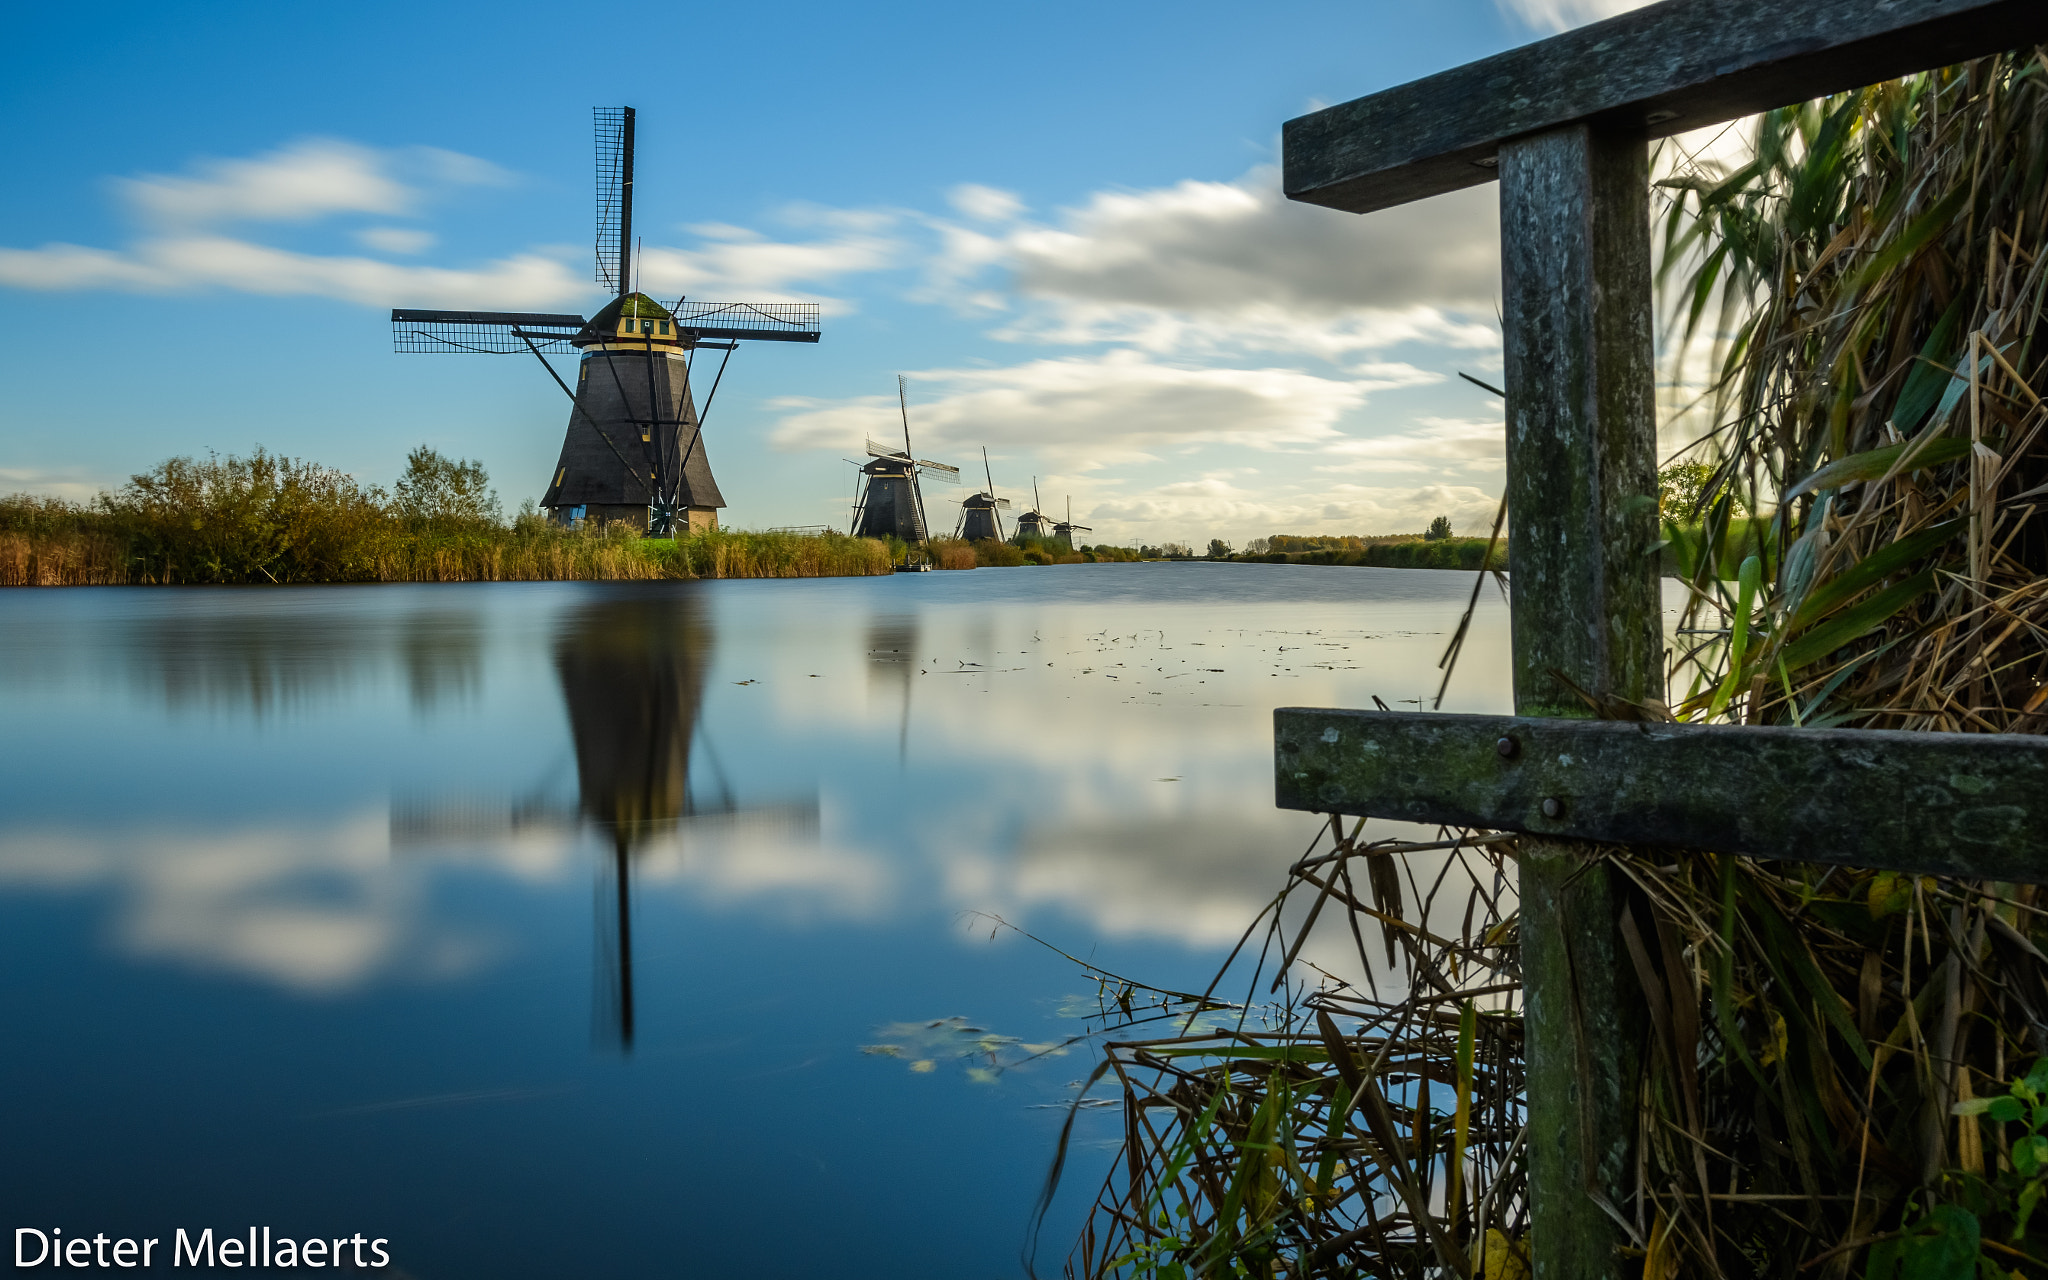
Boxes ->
[594,107,628,294]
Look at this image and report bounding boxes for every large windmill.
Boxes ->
[1052,497,1091,548]
[953,447,1011,541]
[390,107,822,536]
[850,376,959,542]
[1013,478,1053,540]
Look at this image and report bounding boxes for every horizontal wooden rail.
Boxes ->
[1275,709,2048,881]
[1283,0,2048,214]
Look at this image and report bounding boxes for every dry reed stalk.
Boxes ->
[1061,46,2048,1280]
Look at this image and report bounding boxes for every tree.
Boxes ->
[1424,515,1453,541]
[1245,537,1271,555]
[1656,459,1746,518]
[1207,538,1233,560]
[394,446,500,528]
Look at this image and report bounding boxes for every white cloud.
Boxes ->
[772,350,1374,464]
[1494,0,1654,32]
[948,183,1025,223]
[357,226,436,255]
[0,236,590,309]
[921,166,1501,361]
[116,138,510,228]
[638,213,902,300]
[1315,416,1503,474]
[1004,171,1498,315]
[0,138,885,311]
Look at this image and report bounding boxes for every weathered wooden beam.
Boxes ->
[1283,0,2048,215]
[1502,126,1662,720]
[1276,709,2048,882]
[1494,119,1660,1278]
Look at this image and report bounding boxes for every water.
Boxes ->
[0,563,1513,1277]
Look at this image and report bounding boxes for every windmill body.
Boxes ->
[1013,476,1053,541]
[954,447,1010,541]
[956,492,1009,541]
[852,455,930,541]
[1052,495,1091,548]
[540,293,725,532]
[849,377,958,543]
[389,106,819,536]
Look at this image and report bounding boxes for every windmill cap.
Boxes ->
[589,293,674,327]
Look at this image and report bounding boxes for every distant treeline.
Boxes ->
[0,448,897,586]
[928,536,1147,569]
[1235,535,1508,571]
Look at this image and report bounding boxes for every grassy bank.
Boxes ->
[0,452,894,586]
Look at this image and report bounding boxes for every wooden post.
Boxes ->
[1500,122,1660,1278]
[1277,4,2048,1272]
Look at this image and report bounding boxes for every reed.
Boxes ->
[1058,44,2048,1280]
[0,451,896,585]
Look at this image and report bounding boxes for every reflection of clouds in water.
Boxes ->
[632,822,893,922]
[1002,815,1308,947]
[0,814,494,992]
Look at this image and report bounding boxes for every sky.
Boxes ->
[0,0,1657,547]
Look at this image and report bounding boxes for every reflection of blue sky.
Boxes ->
[0,567,1512,1276]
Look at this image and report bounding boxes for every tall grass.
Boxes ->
[1060,44,2048,1280]
[0,449,895,585]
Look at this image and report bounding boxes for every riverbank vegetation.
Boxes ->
[1058,45,2048,1279]
[0,448,894,585]
[1230,533,1510,571]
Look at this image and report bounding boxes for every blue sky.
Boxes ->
[0,0,1645,545]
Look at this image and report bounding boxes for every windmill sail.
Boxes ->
[594,107,633,295]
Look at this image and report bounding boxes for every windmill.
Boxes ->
[1052,496,1091,548]
[1013,478,1054,540]
[850,375,959,542]
[953,447,1011,541]
[389,107,822,536]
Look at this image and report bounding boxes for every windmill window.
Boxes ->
[659,320,670,335]
[640,319,655,334]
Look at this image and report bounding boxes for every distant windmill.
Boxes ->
[1013,478,1054,540]
[389,106,822,536]
[1052,496,1092,548]
[850,375,959,542]
[954,447,1012,541]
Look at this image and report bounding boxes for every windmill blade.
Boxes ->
[1070,524,1093,532]
[865,437,910,460]
[594,107,633,294]
[392,310,589,354]
[916,461,961,483]
[669,301,821,344]
[389,796,576,846]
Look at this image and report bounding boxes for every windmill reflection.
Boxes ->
[393,590,815,1052]
[865,614,918,766]
[557,596,713,1050]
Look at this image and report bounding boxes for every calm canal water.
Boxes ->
[0,563,1513,1278]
